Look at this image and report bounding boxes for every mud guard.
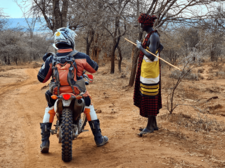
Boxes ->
[62,99,72,107]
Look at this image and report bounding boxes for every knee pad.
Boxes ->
[84,105,98,121]
[45,90,56,107]
[43,106,55,123]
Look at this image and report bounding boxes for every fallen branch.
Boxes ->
[174,96,219,114]
[175,104,205,113]
[206,96,218,103]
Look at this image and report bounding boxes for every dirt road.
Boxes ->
[0,64,225,168]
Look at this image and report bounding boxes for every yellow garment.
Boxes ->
[140,51,160,96]
[140,84,159,96]
[141,57,159,79]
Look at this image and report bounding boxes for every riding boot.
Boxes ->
[88,119,108,147]
[153,116,159,131]
[40,123,52,153]
[138,116,154,136]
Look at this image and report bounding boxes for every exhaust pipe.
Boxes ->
[74,98,85,115]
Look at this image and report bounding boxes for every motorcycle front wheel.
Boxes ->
[61,108,73,162]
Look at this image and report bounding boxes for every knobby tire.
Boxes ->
[61,108,73,162]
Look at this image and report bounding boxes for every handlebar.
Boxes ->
[79,71,93,85]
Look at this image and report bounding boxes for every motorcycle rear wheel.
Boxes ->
[61,108,73,162]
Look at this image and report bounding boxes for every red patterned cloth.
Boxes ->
[133,31,162,117]
[138,13,157,27]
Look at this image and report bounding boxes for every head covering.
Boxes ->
[138,13,157,27]
[53,27,77,49]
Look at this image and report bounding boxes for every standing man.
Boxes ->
[134,13,163,136]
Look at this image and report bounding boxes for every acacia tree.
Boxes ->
[70,0,129,72]
[200,5,225,61]
[15,0,40,61]
[69,0,106,55]
[31,0,69,33]
[31,0,107,56]
[21,0,223,74]
[0,29,51,65]
[101,0,130,73]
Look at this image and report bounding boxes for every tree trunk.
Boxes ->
[4,56,7,64]
[110,16,120,74]
[117,46,122,73]
[210,43,217,61]
[52,0,69,32]
[86,29,95,55]
[86,37,90,56]
[111,36,121,74]
[110,40,117,74]
[91,46,101,64]
[131,45,136,60]
[7,54,10,65]
[128,30,143,86]
[61,0,69,27]
[30,30,33,61]
[128,49,139,86]
[53,0,61,32]
[211,50,216,61]
[15,57,18,65]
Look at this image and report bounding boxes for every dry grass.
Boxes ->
[159,113,225,133]
[181,86,200,100]
[170,69,200,81]
[216,71,225,79]
[197,68,204,73]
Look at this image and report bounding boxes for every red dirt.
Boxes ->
[0,61,225,168]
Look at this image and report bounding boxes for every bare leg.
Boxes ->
[153,116,159,131]
[138,116,154,136]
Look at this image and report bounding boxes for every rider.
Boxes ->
[37,27,108,153]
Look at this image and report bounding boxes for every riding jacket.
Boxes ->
[37,49,98,107]
[37,49,98,83]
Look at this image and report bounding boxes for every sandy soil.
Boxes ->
[0,61,225,168]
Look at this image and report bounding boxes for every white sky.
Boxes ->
[1,0,24,18]
[1,0,224,18]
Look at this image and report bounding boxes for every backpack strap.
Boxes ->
[51,53,61,95]
[67,50,79,57]
[67,51,78,80]
[67,56,81,94]
[67,65,82,94]
[51,51,81,95]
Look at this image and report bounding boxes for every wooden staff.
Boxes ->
[124,38,182,71]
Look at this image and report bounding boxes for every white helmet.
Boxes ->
[53,27,77,49]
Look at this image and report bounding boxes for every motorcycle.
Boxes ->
[50,73,93,162]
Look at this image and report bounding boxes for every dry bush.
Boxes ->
[208,104,223,111]
[205,86,222,93]
[181,87,200,100]
[30,61,43,68]
[216,71,225,79]
[197,68,204,73]
[0,30,52,65]
[170,69,200,81]
[160,113,225,133]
